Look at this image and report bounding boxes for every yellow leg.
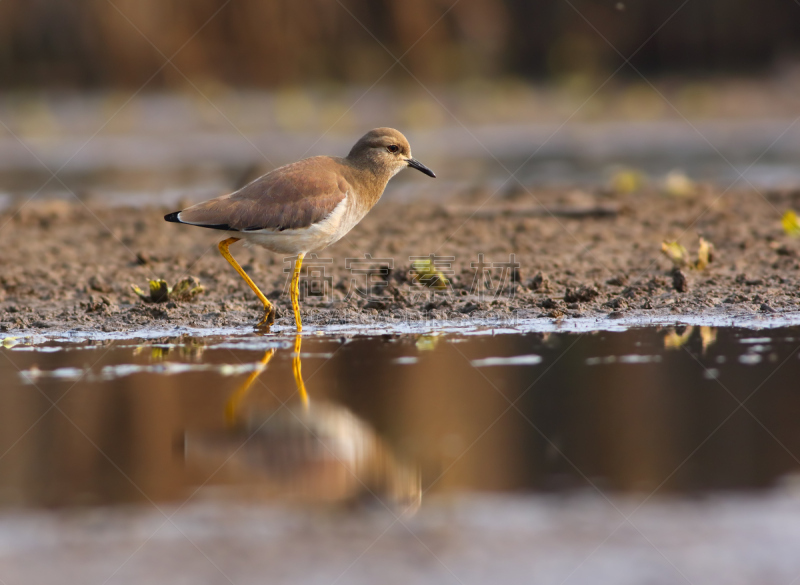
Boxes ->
[218,237,275,329]
[290,253,305,332]
[292,335,309,409]
[224,348,276,426]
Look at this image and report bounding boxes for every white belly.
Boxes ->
[238,196,365,255]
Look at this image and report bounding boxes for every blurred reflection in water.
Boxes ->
[3,326,800,509]
[184,335,421,511]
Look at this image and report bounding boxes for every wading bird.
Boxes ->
[165,128,435,332]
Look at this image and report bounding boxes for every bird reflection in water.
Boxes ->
[185,335,421,512]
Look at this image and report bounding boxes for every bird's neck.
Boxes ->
[340,156,393,209]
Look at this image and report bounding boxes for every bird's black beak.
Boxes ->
[406,158,436,178]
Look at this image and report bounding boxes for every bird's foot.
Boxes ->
[254,305,276,331]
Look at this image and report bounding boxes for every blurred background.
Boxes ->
[3,0,800,88]
[3,0,800,201]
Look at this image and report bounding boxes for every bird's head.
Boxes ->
[347,127,436,179]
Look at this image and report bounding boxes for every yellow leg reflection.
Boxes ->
[225,334,308,425]
[292,335,309,409]
[225,348,276,426]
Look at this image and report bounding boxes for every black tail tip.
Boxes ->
[164,211,182,223]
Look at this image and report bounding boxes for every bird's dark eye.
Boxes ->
[387,145,399,153]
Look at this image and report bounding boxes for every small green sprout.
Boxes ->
[662,170,696,197]
[411,259,449,290]
[782,210,800,237]
[132,276,204,303]
[610,168,645,194]
[661,237,714,270]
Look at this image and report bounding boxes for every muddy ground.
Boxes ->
[2,183,800,334]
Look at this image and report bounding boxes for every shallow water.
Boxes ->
[2,323,800,510]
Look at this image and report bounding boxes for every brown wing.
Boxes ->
[174,157,350,231]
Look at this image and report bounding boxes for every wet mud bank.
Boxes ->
[2,185,800,336]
